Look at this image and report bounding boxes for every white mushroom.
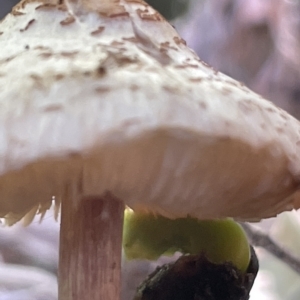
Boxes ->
[1,0,300,299]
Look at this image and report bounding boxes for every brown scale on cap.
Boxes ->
[20,19,36,31]
[14,0,67,11]
[67,0,129,17]
[136,7,164,21]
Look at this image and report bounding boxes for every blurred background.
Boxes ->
[1,0,300,299]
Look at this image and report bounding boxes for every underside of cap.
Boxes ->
[1,0,300,224]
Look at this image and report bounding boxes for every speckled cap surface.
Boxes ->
[1,0,300,224]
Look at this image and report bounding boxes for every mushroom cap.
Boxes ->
[0,0,300,224]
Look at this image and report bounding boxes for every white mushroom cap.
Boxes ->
[0,0,300,224]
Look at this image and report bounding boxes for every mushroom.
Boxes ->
[1,0,300,299]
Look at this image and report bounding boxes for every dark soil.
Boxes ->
[134,246,258,300]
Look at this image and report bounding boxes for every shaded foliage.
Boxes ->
[146,0,189,20]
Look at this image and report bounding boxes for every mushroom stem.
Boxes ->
[58,192,124,300]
